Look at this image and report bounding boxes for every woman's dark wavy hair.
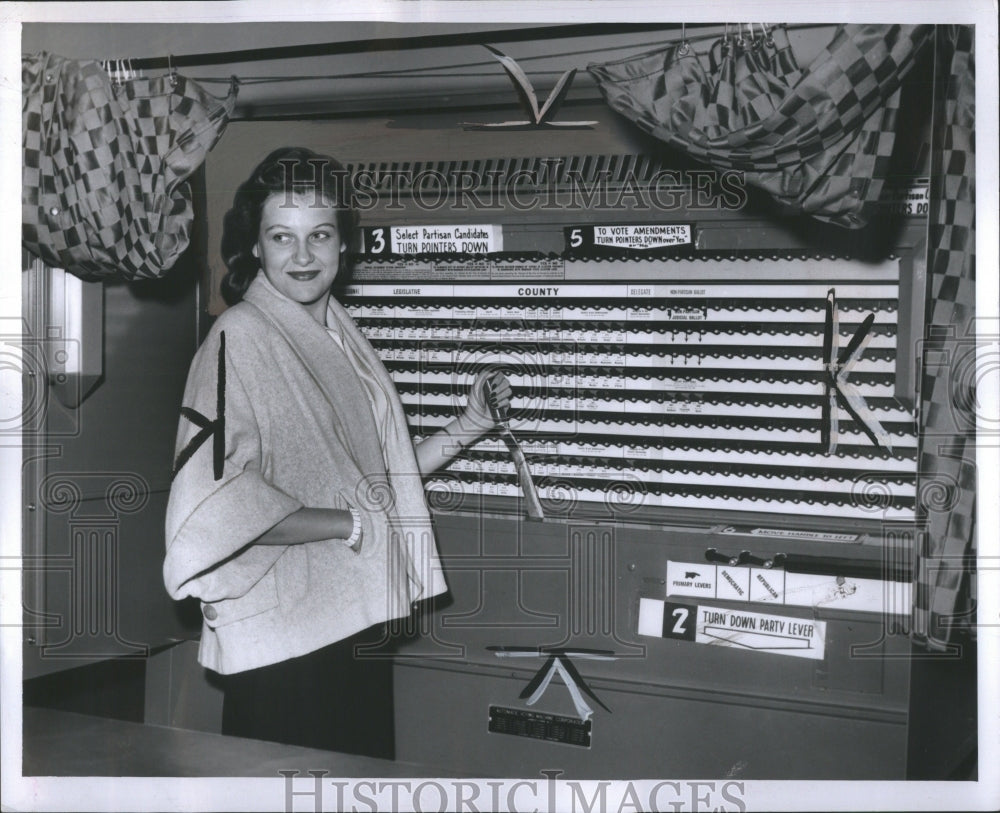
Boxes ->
[220,146,360,305]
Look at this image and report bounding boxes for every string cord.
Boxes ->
[103,22,826,88]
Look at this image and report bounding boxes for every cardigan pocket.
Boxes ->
[201,568,278,629]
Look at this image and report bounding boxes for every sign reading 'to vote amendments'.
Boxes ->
[565,224,694,252]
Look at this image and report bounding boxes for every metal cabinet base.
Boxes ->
[394,659,906,779]
[391,513,920,780]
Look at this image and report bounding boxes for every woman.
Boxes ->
[164,147,510,757]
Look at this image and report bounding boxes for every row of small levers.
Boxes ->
[414,414,916,454]
[347,304,897,323]
[437,449,916,486]
[420,472,915,520]
[388,369,898,394]
[399,391,912,427]
[379,351,896,371]
[431,429,915,466]
[358,324,898,345]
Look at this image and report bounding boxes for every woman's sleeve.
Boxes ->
[163,325,303,603]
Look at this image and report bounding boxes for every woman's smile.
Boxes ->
[253,190,346,323]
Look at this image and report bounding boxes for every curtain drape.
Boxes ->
[22,52,237,281]
[588,25,932,228]
[592,23,979,648]
[912,25,977,651]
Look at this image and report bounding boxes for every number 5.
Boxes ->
[569,228,583,248]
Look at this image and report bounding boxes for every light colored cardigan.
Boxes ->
[164,274,447,674]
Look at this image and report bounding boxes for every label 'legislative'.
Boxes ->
[362,225,503,255]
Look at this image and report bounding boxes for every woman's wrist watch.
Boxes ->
[345,505,363,553]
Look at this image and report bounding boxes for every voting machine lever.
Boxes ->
[705,547,751,567]
[486,376,545,521]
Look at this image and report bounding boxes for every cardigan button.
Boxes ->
[49,206,60,217]
[202,604,218,621]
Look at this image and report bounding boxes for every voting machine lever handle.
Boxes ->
[706,547,912,583]
[771,552,912,583]
[705,548,780,569]
[486,376,545,522]
[705,548,750,567]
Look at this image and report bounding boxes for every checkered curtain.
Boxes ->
[588,25,932,228]
[912,26,977,650]
[22,51,237,281]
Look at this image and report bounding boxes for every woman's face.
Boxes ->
[253,190,345,323]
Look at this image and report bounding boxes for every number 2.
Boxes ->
[661,601,696,640]
[671,607,689,635]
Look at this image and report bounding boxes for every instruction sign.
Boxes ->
[565,224,693,252]
[362,224,502,255]
[719,525,861,543]
[638,598,827,660]
[665,559,910,614]
[879,179,930,216]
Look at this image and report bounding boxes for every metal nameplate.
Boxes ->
[488,705,592,748]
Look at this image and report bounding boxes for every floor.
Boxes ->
[21,706,473,777]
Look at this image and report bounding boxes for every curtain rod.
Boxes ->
[129,22,691,71]
[189,26,786,87]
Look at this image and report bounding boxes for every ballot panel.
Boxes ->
[344,255,917,527]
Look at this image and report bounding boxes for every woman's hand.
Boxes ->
[414,368,513,476]
[463,368,513,431]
